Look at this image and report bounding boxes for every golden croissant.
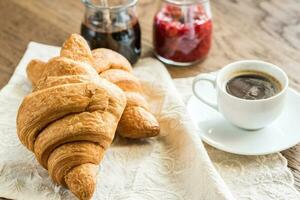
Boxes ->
[17,36,127,199]
[28,34,160,139]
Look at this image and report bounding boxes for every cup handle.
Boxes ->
[192,73,218,110]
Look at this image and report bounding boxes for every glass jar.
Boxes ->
[81,0,141,64]
[153,0,213,66]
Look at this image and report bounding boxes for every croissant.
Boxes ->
[17,36,127,200]
[60,34,160,139]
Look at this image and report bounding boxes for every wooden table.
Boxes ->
[0,0,300,193]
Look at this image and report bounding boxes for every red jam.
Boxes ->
[153,5,213,63]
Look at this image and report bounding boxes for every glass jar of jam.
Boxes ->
[81,0,141,64]
[153,0,213,66]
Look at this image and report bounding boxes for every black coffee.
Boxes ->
[226,72,281,100]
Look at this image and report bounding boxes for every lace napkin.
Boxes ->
[0,42,233,200]
[0,42,298,200]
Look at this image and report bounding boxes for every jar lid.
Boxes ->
[82,0,137,10]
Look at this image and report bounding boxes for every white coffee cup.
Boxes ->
[192,60,289,130]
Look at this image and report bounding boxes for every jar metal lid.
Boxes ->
[82,0,137,11]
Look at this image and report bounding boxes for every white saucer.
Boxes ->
[187,87,300,155]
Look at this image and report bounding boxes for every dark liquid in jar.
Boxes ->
[81,22,141,65]
[226,72,281,100]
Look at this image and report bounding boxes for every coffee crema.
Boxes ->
[226,71,281,100]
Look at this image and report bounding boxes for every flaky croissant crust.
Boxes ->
[20,33,160,199]
[27,34,160,139]
[17,35,126,200]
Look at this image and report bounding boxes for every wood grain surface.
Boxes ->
[0,0,300,195]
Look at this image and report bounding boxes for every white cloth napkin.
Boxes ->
[0,42,298,200]
[0,42,233,200]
